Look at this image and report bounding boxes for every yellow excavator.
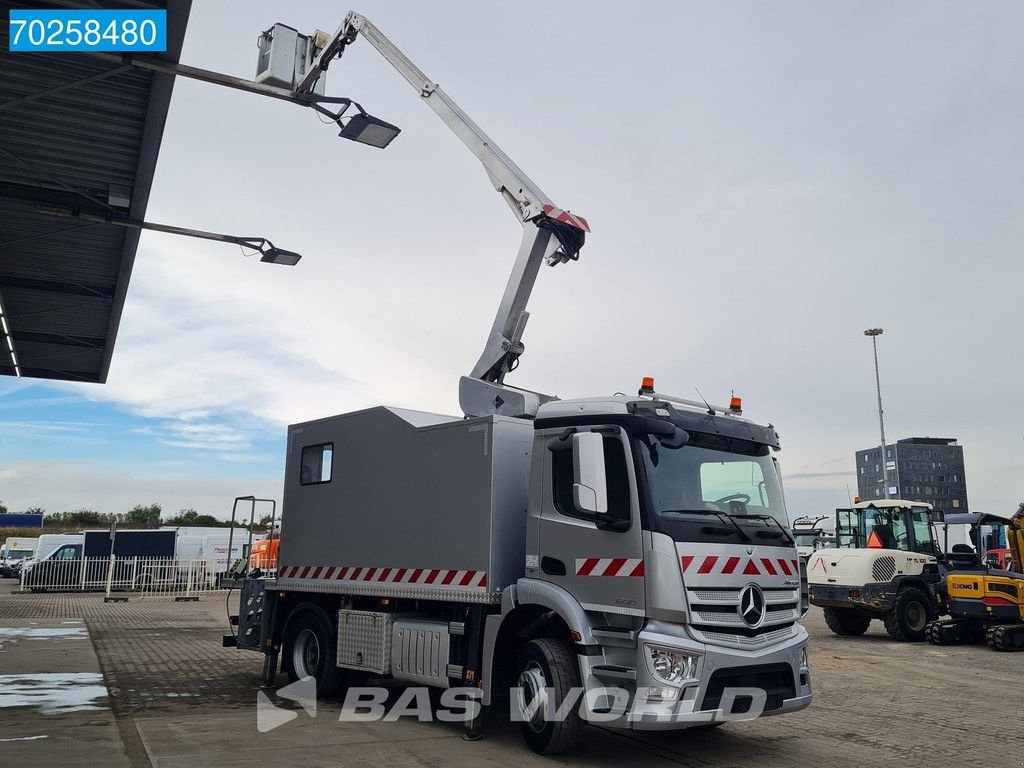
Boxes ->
[926,502,1024,651]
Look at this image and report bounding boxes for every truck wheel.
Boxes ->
[822,607,871,636]
[515,638,584,755]
[282,606,344,696]
[883,588,932,642]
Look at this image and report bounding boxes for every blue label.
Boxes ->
[8,9,167,52]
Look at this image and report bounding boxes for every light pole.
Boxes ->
[864,328,889,499]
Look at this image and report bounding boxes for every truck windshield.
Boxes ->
[638,434,792,545]
[6,550,32,561]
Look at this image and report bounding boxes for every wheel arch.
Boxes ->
[481,581,598,706]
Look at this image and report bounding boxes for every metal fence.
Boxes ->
[19,556,229,599]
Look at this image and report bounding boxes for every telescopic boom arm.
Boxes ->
[297,12,590,417]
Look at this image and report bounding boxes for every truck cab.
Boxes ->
[513,394,809,730]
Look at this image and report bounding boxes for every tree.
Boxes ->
[0,501,7,515]
[124,504,161,528]
[164,508,201,526]
[162,508,226,527]
[44,509,116,527]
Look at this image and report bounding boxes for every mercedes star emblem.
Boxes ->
[739,583,766,628]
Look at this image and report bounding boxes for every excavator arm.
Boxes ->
[1008,502,1024,573]
[297,12,590,417]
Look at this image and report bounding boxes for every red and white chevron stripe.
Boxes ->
[575,558,644,577]
[680,555,799,577]
[277,564,487,588]
[541,204,591,233]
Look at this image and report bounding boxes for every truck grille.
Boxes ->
[686,586,800,642]
[694,624,797,649]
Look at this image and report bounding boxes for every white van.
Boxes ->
[0,537,39,577]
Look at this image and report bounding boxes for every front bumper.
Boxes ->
[581,622,812,731]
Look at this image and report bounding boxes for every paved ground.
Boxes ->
[0,577,1021,767]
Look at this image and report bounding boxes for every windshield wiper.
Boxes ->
[661,509,754,544]
[736,513,794,544]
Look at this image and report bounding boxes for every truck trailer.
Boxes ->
[225,10,811,754]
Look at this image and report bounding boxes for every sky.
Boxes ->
[1,0,1023,522]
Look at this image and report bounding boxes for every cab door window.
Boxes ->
[552,434,630,528]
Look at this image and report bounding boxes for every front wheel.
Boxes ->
[515,638,584,755]
[282,606,344,696]
[883,588,933,642]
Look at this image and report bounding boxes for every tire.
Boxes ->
[282,605,344,696]
[883,588,933,642]
[823,607,871,636]
[514,638,584,755]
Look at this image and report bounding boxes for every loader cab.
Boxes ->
[835,500,939,557]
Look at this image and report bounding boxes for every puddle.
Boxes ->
[0,673,108,714]
[0,627,88,651]
[0,627,88,640]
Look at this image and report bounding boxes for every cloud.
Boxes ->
[0,459,281,520]
[5,1,1024,521]
[784,471,857,480]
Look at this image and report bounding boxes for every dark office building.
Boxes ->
[855,437,968,512]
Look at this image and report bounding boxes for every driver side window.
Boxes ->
[552,435,630,527]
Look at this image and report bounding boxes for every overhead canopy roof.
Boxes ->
[0,0,191,382]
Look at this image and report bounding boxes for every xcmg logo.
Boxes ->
[951,581,980,592]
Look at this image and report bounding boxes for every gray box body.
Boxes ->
[276,407,533,603]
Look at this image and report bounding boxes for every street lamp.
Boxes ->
[864,328,889,499]
[35,207,302,266]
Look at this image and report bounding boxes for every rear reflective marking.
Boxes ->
[760,558,778,575]
[743,559,761,575]
[681,556,694,572]
[778,559,792,576]
[722,556,741,574]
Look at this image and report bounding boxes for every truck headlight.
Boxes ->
[645,645,699,686]
[799,646,809,669]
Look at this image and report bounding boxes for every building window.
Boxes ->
[860,467,864,475]
[952,499,960,508]
[300,443,333,485]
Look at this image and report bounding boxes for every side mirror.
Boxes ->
[572,432,608,515]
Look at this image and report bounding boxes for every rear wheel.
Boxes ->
[515,638,584,755]
[282,605,344,696]
[823,607,871,636]
[883,588,933,642]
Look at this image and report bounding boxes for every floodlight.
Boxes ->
[260,245,303,266]
[339,112,401,148]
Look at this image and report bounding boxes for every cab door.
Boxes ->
[535,426,646,618]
